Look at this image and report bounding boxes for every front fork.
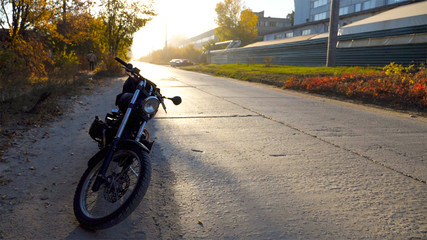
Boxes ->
[92,81,145,192]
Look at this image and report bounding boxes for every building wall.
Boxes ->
[210,25,427,66]
[296,0,409,25]
[183,0,415,47]
[255,11,292,36]
[179,29,218,49]
[266,0,412,41]
[294,0,311,25]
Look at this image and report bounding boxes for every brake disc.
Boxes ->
[103,172,130,203]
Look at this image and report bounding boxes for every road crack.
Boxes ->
[156,114,262,120]
[186,83,427,185]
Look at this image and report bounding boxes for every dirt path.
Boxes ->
[0,77,180,239]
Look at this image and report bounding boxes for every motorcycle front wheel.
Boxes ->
[73,145,151,230]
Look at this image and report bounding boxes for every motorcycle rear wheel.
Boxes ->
[73,145,151,230]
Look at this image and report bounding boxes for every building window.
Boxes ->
[314,12,327,21]
[314,0,327,8]
[388,0,405,4]
[285,32,294,38]
[355,3,361,12]
[277,22,284,27]
[275,33,284,39]
[302,29,312,35]
[339,7,349,15]
[363,0,376,10]
[265,35,274,41]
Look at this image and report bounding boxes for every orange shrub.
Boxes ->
[284,63,426,110]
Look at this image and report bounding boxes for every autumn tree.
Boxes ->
[0,0,57,41]
[51,0,104,71]
[237,9,258,45]
[215,0,258,46]
[0,0,156,95]
[202,39,219,52]
[55,0,96,47]
[215,0,241,41]
[0,0,59,87]
[100,0,155,58]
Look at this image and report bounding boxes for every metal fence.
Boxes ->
[209,25,427,66]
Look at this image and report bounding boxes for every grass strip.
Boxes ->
[182,64,425,113]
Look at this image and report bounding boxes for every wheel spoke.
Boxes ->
[75,146,150,229]
[130,165,139,177]
[80,151,142,218]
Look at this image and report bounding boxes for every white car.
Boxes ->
[169,59,193,67]
[169,59,183,67]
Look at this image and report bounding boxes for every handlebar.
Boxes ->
[114,57,181,110]
[115,56,140,76]
[115,57,128,66]
[115,56,158,94]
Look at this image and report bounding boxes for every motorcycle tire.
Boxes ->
[73,145,151,230]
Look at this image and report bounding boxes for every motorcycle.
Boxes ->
[73,57,182,230]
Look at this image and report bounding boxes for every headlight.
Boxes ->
[142,96,160,115]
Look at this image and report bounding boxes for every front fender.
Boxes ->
[87,140,151,167]
[118,139,151,153]
[87,147,109,167]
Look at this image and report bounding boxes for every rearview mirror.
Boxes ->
[169,96,182,105]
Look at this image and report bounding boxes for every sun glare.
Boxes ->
[132,0,218,59]
[131,0,295,59]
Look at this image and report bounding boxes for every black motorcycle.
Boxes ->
[73,57,181,230]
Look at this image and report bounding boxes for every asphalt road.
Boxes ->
[140,62,427,239]
[0,62,426,239]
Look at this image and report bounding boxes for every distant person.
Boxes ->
[87,51,97,71]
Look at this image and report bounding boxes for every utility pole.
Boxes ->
[165,16,168,61]
[326,0,340,67]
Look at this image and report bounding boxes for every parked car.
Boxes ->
[169,59,181,67]
[169,59,193,67]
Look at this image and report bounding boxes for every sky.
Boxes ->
[131,0,295,58]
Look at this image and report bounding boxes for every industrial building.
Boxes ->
[264,0,418,40]
[208,1,427,66]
